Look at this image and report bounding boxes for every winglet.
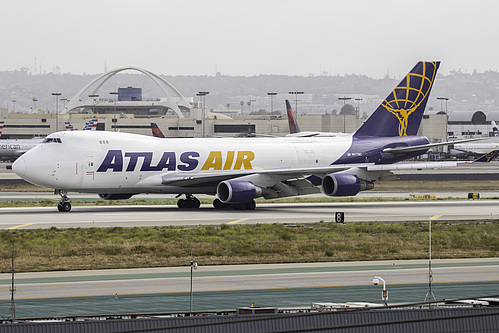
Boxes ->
[474,150,499,163]
[354,61,440,137]
[151,123,165,138]
[286,100,300,134]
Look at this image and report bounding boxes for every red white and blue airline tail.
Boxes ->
[83,119,98,131]
[286,100,300,134]
[0,121,4,137]
[354,61,440,138]
[151,123,166,138]
[65,122,75,131]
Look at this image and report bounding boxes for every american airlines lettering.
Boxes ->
[0,144,21,150]
[96,150,255,172]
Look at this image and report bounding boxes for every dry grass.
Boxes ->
[1,221,499,273]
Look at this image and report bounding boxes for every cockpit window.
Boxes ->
[42,138,62,143]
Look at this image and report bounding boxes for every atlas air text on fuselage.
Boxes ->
[96,150,255,172]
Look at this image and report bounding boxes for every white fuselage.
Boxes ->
[454,138,499,155]
[13,131,352,194]
[0,138,43,161]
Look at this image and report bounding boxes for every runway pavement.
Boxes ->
[1,259,499,318]
[1,259,498,299]
[1,199,499,229]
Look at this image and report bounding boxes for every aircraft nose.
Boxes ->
[12,156,26,177]
[12,145,52,187]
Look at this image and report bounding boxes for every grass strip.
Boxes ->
[1,221,499,273]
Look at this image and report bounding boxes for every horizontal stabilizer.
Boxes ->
[382,138,483,154]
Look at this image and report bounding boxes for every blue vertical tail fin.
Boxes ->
[151,123,166,138]
[354,61,440,137]
[286,100,300,134]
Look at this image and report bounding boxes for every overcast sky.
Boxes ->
[1,0,497,78]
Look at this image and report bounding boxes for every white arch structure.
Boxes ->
[63,67,191,118]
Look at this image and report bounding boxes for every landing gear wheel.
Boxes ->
[57,202,72,212]
[213,198,223,209]
[177,199,185,208]
[55,190,72,212]
[177,195,201,209]
[246,200,256,210]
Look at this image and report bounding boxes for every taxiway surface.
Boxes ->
[1,199,498,229]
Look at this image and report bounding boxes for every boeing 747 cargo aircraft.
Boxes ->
[13,61,485,212]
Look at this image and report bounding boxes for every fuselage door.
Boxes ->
[85,155,96,180]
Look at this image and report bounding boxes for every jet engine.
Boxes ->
[98,193,135,200]
[322,173,373,197]
[217,180,263,203]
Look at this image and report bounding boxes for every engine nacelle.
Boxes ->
[98,193,135,200]
[322,173,373,197]
[217,180,262,204]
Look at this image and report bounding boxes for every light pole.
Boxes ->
[110,92,119,131]
[52,92,61,131]
[250,99,256,114]
[32,97,38,114]
[338,97,352,132]
[197,91,209,138]
[189,250,198,313]
[355,98,363,119]
[437,97,449,113]
[61,98,68,110]
[288,91,304,115]
[424,217,437,305]
[267,92,277,113]
[10,244,15,319]
[373,276,388,306]
[89,94,99,114]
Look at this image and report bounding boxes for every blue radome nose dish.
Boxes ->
[12,156,26,177]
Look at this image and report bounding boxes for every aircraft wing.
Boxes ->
[159,161,466,189]
[160,165,354,187]
[156,152,496,198]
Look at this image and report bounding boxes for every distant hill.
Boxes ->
[1,68,498,115]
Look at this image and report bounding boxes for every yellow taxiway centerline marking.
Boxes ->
[7,223,35,230]
[430,215,442,220]
[227,218,248,225]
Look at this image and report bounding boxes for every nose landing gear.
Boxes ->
[55,190,72,212]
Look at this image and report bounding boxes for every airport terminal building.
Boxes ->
[0,66,496,155]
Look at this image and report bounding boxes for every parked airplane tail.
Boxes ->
[475,150,499,163]
[65,122,75,131]
[492,121,498,137]
[286,100,300,134]
[0,120,3,137]
[83,119,98,131]
[354,61,440,138]
[151,123,166,138]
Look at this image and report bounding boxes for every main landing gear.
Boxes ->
[55,190,71,212]
[177,194,201,209]
[212,199,256,210]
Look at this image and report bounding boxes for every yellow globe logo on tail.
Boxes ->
[382,61,439,136]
